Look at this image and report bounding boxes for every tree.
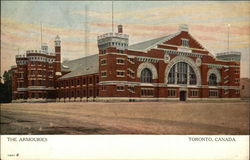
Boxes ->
[0,70,12,103]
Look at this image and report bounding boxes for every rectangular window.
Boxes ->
[89,77,92,84]
[181,39,189,47]
[168,89,176,97]
[96,89,99,96]
[224,89,229,94]
[141,88,154,97]
[234,68,240,74]
[101,50,106,54]
[49,80,53,87]
[31,80,35,86]
[101,85,106,91]
[38,80,42,86]
[117,86,125,91]
[83,78,86,85]
[116,58,125,65]
[117,50,124,54]
[32,93,35,98]
[235,90,240,94]
[83,90,86,97]
[235,78,240,83]
[209,90,218,97]
[101,58,107,65]
[116,70,125,77]
[101,71,107,77]
[190,90,199,97]
[76,90,80,97]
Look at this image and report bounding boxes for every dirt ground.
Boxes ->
[0,101,249,135]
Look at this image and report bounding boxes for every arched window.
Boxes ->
[208,73,217,86]
[189,67,197,85]
[141,68,152,83]
[168,62,197,85]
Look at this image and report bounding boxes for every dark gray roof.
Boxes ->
[59,54,99,79]
[128,32,180,51]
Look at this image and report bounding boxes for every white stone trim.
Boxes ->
[136,57,159,63]
[189,98,241,101]
[99,52,164,62]
[55,72,62,76]
[196,57,202,67]
[95,97,179,102]
[164,53,171,63]
[204,63,240,68]
[164,49,203,58]
[164,55,201,85]
[17,88,28,91]
[207,68,221,83]
[98,81,239,89]
[27,98,47,102]
[137,62,158,79]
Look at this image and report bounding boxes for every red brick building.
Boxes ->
[12,24,240,102]
[12,36,62,102]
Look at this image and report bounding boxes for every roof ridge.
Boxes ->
[129,35,169,47]
[128,31,180,51]
[64,54,98,63]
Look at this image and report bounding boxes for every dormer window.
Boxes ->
[181,39,189,47]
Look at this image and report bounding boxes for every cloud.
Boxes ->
[2,1,250,78]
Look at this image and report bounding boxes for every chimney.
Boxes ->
[179,24,189,32]
[118,25,123,33]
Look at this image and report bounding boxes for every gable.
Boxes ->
[163,31,205,50]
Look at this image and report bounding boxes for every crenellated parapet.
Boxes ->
[26,50,55,55]
[98,25,129,51]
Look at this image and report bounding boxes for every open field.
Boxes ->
[0,101,249,134]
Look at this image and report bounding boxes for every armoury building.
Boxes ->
[11,24,241,102]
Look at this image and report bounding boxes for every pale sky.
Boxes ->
[1,1,250,78]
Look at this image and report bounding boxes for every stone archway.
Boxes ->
[165,55,201,85]
[137,62,158,79]
[207,68,221,83]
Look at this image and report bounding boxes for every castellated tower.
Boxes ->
[97,25,129,97]
[12,35,61,102]
[97,25,129,52]
[55,35,61,76]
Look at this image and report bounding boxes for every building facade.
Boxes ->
[12,24,241,102]
[12,36,62,102]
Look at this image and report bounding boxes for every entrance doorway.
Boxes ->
[180,91,186,101]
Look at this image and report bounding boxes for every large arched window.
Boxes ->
[168,62,197,85]
[208,73,217,86]
[141,68,152,83]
